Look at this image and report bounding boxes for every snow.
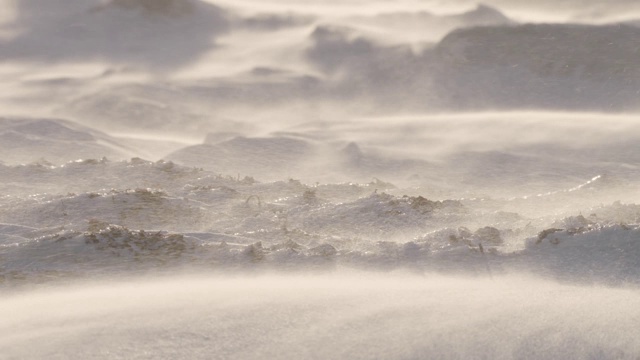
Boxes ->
[2,274,640,359]
[2,0,640,358]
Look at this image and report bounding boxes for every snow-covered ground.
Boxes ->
[1,0,640,358]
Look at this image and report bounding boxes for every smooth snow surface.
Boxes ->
[1,0,640,359]
[2,274,640,360]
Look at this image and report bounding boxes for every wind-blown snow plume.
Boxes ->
[2,0,640,359]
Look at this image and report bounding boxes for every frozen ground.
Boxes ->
[1,0,640,359]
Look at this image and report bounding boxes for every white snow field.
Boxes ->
[2,274,640,360]
[1,0,640,359]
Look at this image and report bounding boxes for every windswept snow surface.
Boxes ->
[2,0,640,359]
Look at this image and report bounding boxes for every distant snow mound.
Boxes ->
[67,86,209,133]
[6,119,95,142]
[460,4,512,25]
[204,132,244,145]
[345,3,513,43]
[437,24,640,79]
[307,25,377,73]
[304,21,640,111]
[0,117,131,165]
[305,24,430,108]
[167,136,315,180]
[433,23,640,110]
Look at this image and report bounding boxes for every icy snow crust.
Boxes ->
[2,156,640,285]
